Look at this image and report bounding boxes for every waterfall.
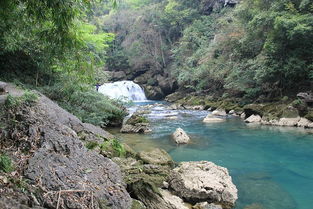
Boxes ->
[98,81,147,101]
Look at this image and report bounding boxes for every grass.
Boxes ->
[0,154,14,173]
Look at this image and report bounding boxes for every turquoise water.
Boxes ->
[114,103,313,209]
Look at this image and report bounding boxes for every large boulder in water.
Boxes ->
[168,161,238,209]
[172,128,190,144]
[120,114,151,133]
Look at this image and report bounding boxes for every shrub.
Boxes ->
[41,82,127,127]
[5,91,38,109]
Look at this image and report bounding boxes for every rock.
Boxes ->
[26,128,132,209]
[121,114,152,133]
[243,104,264,117]
[172,128,190,144]
[165,92,186,103]
[277,117,300,126]
[245,114,262,123]
[229,110,235,115]
[193,202,223,209]
[167,116,178,120]
[297,92,313,103]
[169,161,238,208]
[240,112,246,119]
[203,115,225,123]
[128,180,179,209]
[138,148,173,166]
[157,76,178,95]
[0,81,7,94]
[120,123,152,133]
[192,105,205,110]
[160,189,190,209]
[144,85,164,100]
[3,84,132,209]
[0,196,45,209]
[112,71,127,81]
[212,109,227,116]
[131,199,147,209]
[297,117,311,127]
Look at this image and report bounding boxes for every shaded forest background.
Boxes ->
[0,0,312,125]
[103,0,313,102]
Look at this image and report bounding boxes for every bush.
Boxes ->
[41,82,127,127]
[5,91,38,109]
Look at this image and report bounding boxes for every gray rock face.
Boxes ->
[172,128,190,144]
[0,197,45,209]
[169,161,238,209]
[26,128,131,209]
[2,83,132,209]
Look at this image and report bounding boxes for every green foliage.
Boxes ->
[0,154,14,173]
[5,91,38,109]
[42,82,127,127]
[126,115,149,125]
[85,141,99,150]
[100,139,126,157]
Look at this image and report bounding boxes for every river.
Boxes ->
[109,101,313,209]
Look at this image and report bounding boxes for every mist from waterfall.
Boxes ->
[98,81,147,102]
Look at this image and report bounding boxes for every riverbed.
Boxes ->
[109,101,313,209]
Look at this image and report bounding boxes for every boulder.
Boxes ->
[193,202,223,209]
[297,117,311,127]
[245,114,262,123]
[228,110,235,115]
[277,117,300,127]
[138,148,173,166]
[172,128,190,144]
[144,85,164,100]
[127,180,187,209]
[240,112,246,119]
[160,189,189,209]
[157,76,178,95]
[203,115,225,123]
[120,123,152,133]
[168,161,238,209]
[212,109,227,116]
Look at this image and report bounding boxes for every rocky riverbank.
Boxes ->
[165,92,313,129]
[0,82,238,209]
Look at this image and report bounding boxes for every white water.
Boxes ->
[98,81,147,101]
